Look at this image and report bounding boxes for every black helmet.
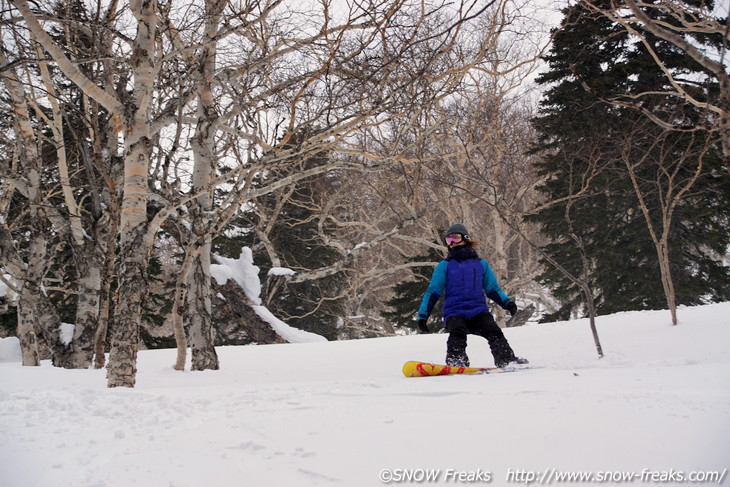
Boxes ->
[444,223,470,244]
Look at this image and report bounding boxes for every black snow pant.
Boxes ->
[445,312,516,368]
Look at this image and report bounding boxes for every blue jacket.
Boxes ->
[418,247,512,321]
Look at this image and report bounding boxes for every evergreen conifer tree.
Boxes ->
[383,246,445,331]
[263,182,346,340]
[214,129,347,340]
[529,0,730,320]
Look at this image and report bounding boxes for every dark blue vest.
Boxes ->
[443,258,490,319]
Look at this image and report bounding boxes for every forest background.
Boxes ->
[0,0,728,387]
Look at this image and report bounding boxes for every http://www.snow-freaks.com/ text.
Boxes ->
[378,467,728,484]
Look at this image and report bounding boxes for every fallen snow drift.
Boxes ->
[1,303,729,486]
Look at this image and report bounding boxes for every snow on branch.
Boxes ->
[210,247,326,343]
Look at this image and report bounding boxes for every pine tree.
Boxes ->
[529,0,730,320]
[383,247,445,331]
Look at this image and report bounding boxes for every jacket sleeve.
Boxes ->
[418,261,448,320]
[481,260,512,309]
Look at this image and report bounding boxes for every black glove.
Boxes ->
[417,318,430,334]
[506,301,518,316]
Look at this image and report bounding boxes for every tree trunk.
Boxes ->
[105,0,158,388]
[93,294,110,369]
[94,190,120,369]
[581,283,604,359]
[658,243,678,326]
[183,0,226,372]
[0,49,52,366]
[720,72,730,170]
[0,226,39,365]
[22,235,72,367]
[67,251,102,368]
[107,232,147,387]
[16,300,40,366]
[171,247,195,371]
[566,192,605,359]
[187,246,219,371]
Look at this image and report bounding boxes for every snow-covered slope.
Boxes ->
[1,303,729,486]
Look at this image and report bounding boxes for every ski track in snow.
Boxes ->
[1,303,729,486]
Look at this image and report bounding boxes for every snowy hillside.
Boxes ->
[1,303,729,487]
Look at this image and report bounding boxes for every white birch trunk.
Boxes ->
[68,253,102,368]
[94,209,120,369]
[23,235,71,367]
[36,44,105,368]
[0,49,71,366]
[106,0,159,388]
[184,0,226,371]
[187,248,219,370]
[172,250,196,371]
[16,301,40,366]
[0,227,39,366]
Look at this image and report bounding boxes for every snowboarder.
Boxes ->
[417,223,528,368]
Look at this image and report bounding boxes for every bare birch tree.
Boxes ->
[240,1,559,335]
[157,0,551,348]
[8,0,161,385]
[3,0,558,385]
[621,123,711,325]
[0,0,124,368]
[0,41,73,366]
[0,48,44,366]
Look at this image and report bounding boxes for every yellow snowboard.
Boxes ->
[402,360,493,377]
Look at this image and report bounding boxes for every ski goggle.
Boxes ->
[445,233,463,245]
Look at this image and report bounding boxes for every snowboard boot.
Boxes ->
[446,351,470,368]
[495,357,529,368]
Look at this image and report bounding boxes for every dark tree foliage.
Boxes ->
[529,0,730,321]
[214,129,348,340]
[263,182,347,341]
[383,246,445,331]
